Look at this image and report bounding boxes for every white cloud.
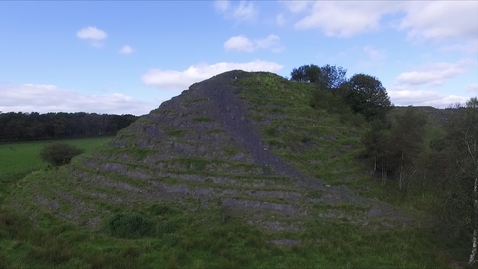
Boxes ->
[390,58,477,107]
[284,1,477,43]
[396,59,476,87]
[224,36,254,52]
[215,0,258,23]
[256,35,282,51]
[119,45,134,55]
[76,26,107,47]
[77,26,107,40]
[398,1,478,42]
[224,34,283,53]
[292,2,402,37]
[467,84,478,93]
[0,84,155,116]
[388,88,469,108]
[141,60,284,91]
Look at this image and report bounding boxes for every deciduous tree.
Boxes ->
[342,74,392,122]
[39,142,84,166]
[290,64,347,90]
[438,97,478,265]
[389,107,427,193]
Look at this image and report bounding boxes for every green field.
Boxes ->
[0,137,113,174]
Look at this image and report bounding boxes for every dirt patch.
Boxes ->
[74,171,146,194]
[245,190,302,200]
[35,194,60,210]
[84,216,102,229]
[53,190,85,206]
[99,163,126,173]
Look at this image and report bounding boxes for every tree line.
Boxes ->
[0,112,138,142]
[290,64,478,265]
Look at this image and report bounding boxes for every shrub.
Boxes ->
[107,213,155,239]
[39,142,84,166]
[149,204,172,216]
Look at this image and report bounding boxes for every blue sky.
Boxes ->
[1,1,477,115]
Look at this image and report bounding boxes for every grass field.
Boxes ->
[0,136,113,174]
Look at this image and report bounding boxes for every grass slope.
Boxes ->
[1,71,460,268]
[238,72,368,186]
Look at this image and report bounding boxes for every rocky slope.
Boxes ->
[15,70,417,239]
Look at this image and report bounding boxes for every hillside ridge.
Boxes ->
[188,70,412,216]
[13,70,417,237]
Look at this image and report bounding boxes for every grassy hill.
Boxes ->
[1,71,461,268]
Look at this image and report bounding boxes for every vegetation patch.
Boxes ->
[107,212,156,239]
[224,146,245,156]
[164,128,187,138]
[192,117,214,123]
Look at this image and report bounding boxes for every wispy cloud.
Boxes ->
[276,14,285,26]
[359,45,387,68]
[292,2,402,37]
[439,39,478,54]
[395,59,476,87]
[224,34,283,53]
[119,45,134,55]
[467,84,478,93]
[214,0,258,23]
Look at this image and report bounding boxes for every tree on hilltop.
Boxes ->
[290,64,347,90]
[342,73,392,122]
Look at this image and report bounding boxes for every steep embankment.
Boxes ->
[10,70,415,234]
